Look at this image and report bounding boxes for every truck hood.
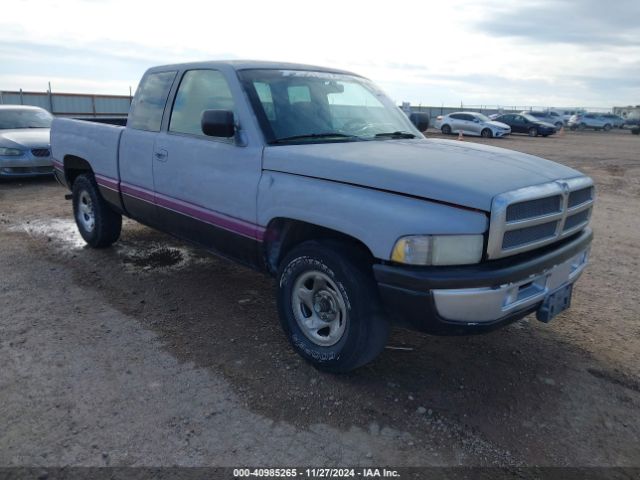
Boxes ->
[263,138,582,211]
[0,128,50,149]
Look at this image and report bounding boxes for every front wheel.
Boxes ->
[481,128,493,138]
[276,240,389,373]
[528,127,538,137]
[72,174,122,248]
[603,124,612,131]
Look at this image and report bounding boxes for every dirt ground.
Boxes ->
[1,128,639,468]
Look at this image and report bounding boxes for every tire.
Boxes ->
[481,128,493,138]
[528,127,538,137]
[555,122,564,129]
[542,134,549,137]
[441,124,452,135]
[578,123,586,131]
[72,174,122,248]
[276,240,389,373]
[603,124,612,131]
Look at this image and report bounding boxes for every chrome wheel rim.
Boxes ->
[291,270,347,346]
[77,190,95,232]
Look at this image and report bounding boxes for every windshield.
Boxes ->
[238,69,418,144]
[0,108,53,129]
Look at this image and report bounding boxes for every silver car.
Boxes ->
[568,113,613,131]
[0,105,54,177]
[435,112,511,138]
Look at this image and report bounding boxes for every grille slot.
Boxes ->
[1,166,53,174]
[506,195,562,222]
[502,221,558,249]
[31,148,51,157]
[564,208,590,231]
[568,187,592,208]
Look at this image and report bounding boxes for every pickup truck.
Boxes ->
[51,61,594,373]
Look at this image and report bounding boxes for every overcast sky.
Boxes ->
[1,0,638,109]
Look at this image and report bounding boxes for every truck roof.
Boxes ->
[145,60,362,77]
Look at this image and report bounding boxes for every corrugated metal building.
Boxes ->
[0,90,131,119]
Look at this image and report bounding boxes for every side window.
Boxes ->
[128,71,177,132]
[450,114,462,120]
[170,70,235,137]
[461,114,474,121]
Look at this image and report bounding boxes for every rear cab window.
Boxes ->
[128,71,177,132]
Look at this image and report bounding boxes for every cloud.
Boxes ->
[477,0,640,47]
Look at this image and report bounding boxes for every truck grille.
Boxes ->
[31,148,51,157]
[487,177,594,259]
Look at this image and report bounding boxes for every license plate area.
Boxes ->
[536,283,573,323]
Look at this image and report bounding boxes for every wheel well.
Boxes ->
[263,218,375,274]
[63,155,93,187]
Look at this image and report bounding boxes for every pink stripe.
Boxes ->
[120,182,155,204]
[119,180,265,241]
[95,174,119,191]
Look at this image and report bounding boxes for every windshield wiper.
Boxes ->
[374,131,416,139]
[270,133,358,144]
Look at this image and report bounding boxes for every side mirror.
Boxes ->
[201,110,235,137]
[409,112,430,132]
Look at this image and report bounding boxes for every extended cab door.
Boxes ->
[152,68,263,267]
[119,70,177,225]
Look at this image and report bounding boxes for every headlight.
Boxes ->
[0,147,23,156]
[391,235,484,265]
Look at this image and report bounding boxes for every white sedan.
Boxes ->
[433,112,511,138]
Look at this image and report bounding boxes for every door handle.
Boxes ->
[154,149,168,162]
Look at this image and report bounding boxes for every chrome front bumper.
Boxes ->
[432,248,589,323]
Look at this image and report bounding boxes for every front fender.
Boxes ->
[258,171,488,260]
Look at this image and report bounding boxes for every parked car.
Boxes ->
[558,109,586,125]
[568,113,612,131]
[520,111,563,130]
[599,114,625,128]
[0,105,54,177]
[434,112,511,138]
[493,113,557,137]
[51,61,594,372]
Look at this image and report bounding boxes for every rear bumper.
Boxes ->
[373,228,592,335]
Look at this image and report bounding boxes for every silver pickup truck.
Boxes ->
[51,61,594,372]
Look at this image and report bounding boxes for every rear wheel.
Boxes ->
[481,128,493,138]
[276,240,389,373]
[441,124,452,135]
[72,174,122,248]
[603,124,612,131]
[528,127,538,137]
[578,123,586,131]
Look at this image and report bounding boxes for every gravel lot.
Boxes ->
[1,129,639,468]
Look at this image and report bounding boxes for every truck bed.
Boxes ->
[51,118,124,181]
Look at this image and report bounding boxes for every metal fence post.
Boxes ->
[47,82,54,113]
